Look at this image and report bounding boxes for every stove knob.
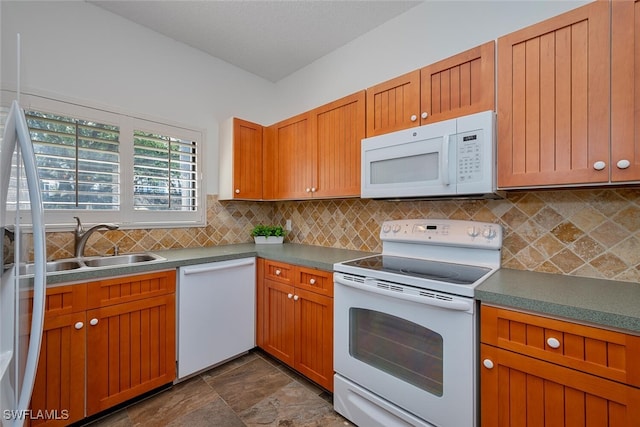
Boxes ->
[382,224,391,234]
[392,224,402,233]
[482,228,496,239]
[467,226,479,237]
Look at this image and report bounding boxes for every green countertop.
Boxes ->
[43,243,372,285]
[476,268,640,334]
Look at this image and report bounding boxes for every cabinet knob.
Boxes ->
[235,189,240,194]
[483,359,494,369]
[616,159,631,169]
[275,269,281,276]
[306,187,311,193]
[309,278,316,285]
[421,112,428,119]
[546,337,561,349]
[287,293,293,299]
[593,161,606,171]
[74,322,84,330]
[293,295,299,301]
[410,114,418,122]
[90,318,99,326]
[311,187,316,192]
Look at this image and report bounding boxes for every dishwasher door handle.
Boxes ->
[182,258,255,276]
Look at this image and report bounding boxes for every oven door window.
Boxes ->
[349,308,443,396]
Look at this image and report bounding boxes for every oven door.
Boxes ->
[334,273,477,427]
[361,118,457,199]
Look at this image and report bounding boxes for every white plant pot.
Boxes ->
[253,236,284,244]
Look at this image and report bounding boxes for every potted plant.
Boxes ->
[251,224,286,244]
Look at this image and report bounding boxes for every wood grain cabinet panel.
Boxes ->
[497,1,611,187]
[263,112,313,200]
[29,271,176,424]
[366,70,421,137]
[86,293,176,415]
[257,259,334,391]
[312,91,365,198]
[420,41,495,125]
[481,305,640,427]
[219,118,264,200]
[366,42,495,137]
[611,0,640,182]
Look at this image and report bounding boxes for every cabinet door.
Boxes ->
[366,70,420,137]
[481,344,640,427]
[497,1,610,188]
[420,41,495,125]
[29,285,87,427]
[261,279,295,366]
[294,287,333,391]
[29,312,86,427]
[232,118,264,199]
[312,91,365,198]
[263,112,313,199]
[85,294,176,416]
[611,0,640,182]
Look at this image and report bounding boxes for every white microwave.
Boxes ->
[361,110,499,199]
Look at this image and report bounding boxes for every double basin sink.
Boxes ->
[20,253,165,276]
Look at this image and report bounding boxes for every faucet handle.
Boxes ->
[73,216,83,232]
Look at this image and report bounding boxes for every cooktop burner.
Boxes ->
[342,255,491,285]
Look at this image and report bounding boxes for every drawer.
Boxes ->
[87,270,176,309]
[295,266,333,297]
[263,260,293,284]
[481,305,640,387]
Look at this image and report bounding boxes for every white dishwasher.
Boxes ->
[177,257,256,380]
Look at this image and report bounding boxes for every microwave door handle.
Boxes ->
[441,134,450,186]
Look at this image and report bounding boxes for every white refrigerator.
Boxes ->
[0,100,47,427]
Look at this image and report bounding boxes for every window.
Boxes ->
[1,92,204,229]
[133,130,198,211]
[25,110,120,210]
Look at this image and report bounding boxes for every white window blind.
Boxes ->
[133,130,198,211]
[25,110,120,210]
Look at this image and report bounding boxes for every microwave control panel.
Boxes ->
[457,131,483,183]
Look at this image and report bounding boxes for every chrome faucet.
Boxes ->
[73,216,119,258]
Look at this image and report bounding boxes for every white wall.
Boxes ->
[1,0,590,196]
[273,0,590,121]
[0,0,278,195]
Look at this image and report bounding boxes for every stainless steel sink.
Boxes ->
[82,253,164,267]
[20,259,83,275]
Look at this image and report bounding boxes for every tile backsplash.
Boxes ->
[43,189,640,284]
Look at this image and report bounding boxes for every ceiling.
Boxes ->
[88,0,423,83]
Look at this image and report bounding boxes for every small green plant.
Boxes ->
[250,224,286,237]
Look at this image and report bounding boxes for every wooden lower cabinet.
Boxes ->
[29,271,176,426]
[480,305,640,426]
[257,259,333,391]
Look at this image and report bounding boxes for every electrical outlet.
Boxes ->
[285,219,292,231]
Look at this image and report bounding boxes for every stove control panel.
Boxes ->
[380,219,502,249]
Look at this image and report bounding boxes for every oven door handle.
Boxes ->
[335,276,473,312]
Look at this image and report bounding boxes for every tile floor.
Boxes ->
[83,349,352,427]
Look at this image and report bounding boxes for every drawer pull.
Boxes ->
[483,359,494,369]
[547,337,561,349]
[309,278,316,285]
[275,269,281,276]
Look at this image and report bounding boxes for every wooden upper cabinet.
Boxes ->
[420,41,495,125]
[366,42,495,137]
[366,70,420,137]
[263,112,313,200]
[312,91,365,198]
[611,0,640,182]
[219,117,264,200]
[497,1,611,188]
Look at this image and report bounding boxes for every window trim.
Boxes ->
[1,90,205,230]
